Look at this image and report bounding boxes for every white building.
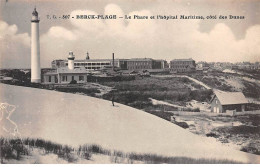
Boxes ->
[43,52,89,84]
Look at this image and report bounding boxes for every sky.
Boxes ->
[0,0,260,68]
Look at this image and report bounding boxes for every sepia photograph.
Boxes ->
[0,0,260,164]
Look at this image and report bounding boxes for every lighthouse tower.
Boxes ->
[31,7,41,83]
[68,51,75,70]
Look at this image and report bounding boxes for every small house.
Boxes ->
[210,91,248,113]
[43,67,88,84]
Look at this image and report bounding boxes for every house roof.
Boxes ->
[213,91,248,105]
[57,67,89,74]
[44,67,89,75]
[127,58,154,61]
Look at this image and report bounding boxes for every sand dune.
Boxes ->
[0,84,259,163]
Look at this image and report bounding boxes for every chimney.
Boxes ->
[112,53,114,71]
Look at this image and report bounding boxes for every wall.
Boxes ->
[127,60,153,70]
[222,104,245,112]
[43,75,57,83]
[170,60,196,73]
[210,96,223,113]
[59,74,87,83]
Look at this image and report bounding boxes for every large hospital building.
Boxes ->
[51,53,168,71]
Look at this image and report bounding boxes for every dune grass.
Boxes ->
[0,137,242,164]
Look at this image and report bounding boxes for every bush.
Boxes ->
[241,146,260,155]
[0,138,30,162]
[144,110,174,121]
[174,122,189,129]
[80,144,111,155]
[206,133,219,138]
[191,108,200,112]
[69,80,77,84]
[190,89,213,102]
[55,87,100,96]
[83,152,92,160]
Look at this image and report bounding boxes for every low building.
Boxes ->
[196,62,210,71]
[170,58,196,73]
[43,52,89,84]
[43,67,88,84]
[210,91,248,113]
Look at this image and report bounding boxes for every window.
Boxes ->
[79,76,84,81]
[62,76,67,82]
[49,76,51,82]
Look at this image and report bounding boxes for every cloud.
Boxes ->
[47,26,77,41]
[38,3,260,67]
[0,21,30,47]
[189,23,260,62]
[0,21,30,68]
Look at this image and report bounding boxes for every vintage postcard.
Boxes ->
[0,0,260,164]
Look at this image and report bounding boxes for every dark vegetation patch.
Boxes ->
[0,138,29,162]
[234,115,260,127]
[144,110,174,121]
[206,133,220,138]
[188,71,260,99]
[246,103,260,111]
[241,144,260,155]
[174,122,189,129]
[54,87,100,97]
[242,81,260,99]
[101,77,213,111]
[188,72,233,91]
[236,69,260,80]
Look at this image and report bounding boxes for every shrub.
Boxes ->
[206,133,219,138]
[190,89,213,102]
[83,152,92,160]
[80,144,111,155]
[144,110,174,121]
[191,108,200,112]
[69,80,77,84]
[174,122,189,129]
[0,138,30,161]
[55,87,100,96]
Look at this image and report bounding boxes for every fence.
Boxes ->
[165,110,260,116]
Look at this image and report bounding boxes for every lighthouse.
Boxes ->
[68,51,75,70]
[31,7,41,83]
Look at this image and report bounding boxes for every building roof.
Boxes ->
[44,67,89,75]
[171,58,195,62]
[62,59,128,62]
[57,67,89,74]
[213,91,248,105]
[127,58,154,61]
